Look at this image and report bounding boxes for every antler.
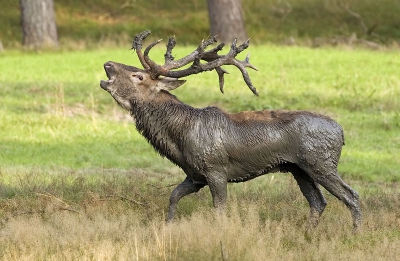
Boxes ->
[131,30,151,70]
[131,30,259,96]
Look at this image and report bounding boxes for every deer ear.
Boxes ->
[155,77,186,91]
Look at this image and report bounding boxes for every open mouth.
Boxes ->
[100,63,116,90]
[100,77,115,89]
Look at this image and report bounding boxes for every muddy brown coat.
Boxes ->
[100,32,361,230]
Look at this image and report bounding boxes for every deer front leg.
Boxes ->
[167,177,205,222]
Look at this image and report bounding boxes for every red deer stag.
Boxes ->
[100,30,361,230]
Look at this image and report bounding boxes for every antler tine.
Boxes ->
[200,42,229,93]
[234,39,258,71]
[215,67,229,93]
[144,38,163,56]
[244,53,259,71]
[232,59,258,95]
[131,30,152,70]
[164,36,176,63]
[141,39,168,79]
[227,39,258,95]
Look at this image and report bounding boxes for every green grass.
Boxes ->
[0,45,399,181]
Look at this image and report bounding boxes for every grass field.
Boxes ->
[0,44,399,259]
[1,168,399,260]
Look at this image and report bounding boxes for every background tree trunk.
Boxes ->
[20,0,58,49]
[207,0,248,44]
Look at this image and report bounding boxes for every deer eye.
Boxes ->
[132,74,143,81]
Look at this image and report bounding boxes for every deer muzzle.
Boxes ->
[100,62,116,90]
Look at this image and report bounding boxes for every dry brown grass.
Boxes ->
[0,169,399,260]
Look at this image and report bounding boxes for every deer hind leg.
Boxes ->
[307,168,362,231]
[289,165,327,229]
[167,177,205,222]
[206,173,228,211]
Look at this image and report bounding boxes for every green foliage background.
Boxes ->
[1,0,400,48]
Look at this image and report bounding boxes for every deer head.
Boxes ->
[100,30,258,110]
[100,62,186,110]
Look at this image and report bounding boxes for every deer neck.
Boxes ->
[129,92,193,164]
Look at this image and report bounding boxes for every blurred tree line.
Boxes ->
[20,0,58,48]
[6,0,400,50]
[20,0,247,49]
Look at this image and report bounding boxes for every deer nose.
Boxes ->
[104,62,113,69]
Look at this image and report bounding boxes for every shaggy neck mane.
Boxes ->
[129,92,194,165]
